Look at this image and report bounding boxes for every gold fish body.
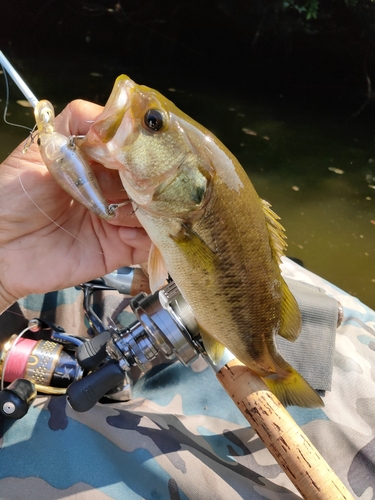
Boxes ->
[81,76,323,408]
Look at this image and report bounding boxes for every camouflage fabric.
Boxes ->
[0,258,374,499]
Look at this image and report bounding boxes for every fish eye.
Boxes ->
[144,109,164,132]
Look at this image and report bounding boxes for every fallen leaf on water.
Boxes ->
[292,186,300,191]
[370,220,375,225]
[16,100,33,108]
[328,167,344,174]
[242,127,257,136]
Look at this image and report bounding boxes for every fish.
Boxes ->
[81,75,323,408]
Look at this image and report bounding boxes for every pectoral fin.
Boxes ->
[148,243,168,293]
[171,224,217,273]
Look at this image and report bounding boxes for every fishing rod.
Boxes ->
[0,51,38,108]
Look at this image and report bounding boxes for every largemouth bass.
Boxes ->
[81,75,323,408]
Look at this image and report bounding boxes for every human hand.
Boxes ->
[0,99,151,313]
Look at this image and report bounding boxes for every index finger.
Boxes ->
[54,99,104,136]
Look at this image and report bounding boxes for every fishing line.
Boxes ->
[0,62,85,246]
[0,64,33,131]
[0,325,33,390]
[0,54,104,252]
[2,308,28,319]
[15,149,106,254]
[1,62,89,243]
[1,54,134,259]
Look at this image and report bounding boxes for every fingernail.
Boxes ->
[118,227,138,240]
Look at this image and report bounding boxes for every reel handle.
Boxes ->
[67,360,124,412]
[0,379,37,420]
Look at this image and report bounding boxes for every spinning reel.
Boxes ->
[0,268,206,417]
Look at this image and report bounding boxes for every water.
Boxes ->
[0,58,374,309]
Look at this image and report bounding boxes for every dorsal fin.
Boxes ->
[262,199,301,342]
[261,199,287,265]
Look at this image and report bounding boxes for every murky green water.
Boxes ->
[1,59,374,309]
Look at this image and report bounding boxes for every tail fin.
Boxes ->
[262,367,324,408]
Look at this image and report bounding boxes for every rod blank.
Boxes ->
[0,51,38,108]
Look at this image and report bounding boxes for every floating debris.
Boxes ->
[369,185,375,190]
[328,167,344,175]
[242,127,257,136]
[262,135,270,141]
[16,99,33,108]
[237,112,245,117]
[90,72,103,77]
[366,196,372,200]
[168,87,176,92]
[292,186,300,191]
[369,158,374,164]
[371,220,375,226]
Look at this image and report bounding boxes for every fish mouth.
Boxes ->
[90,75,135,147]
[83,75,207,210]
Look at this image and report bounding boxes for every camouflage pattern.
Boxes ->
[0,258,374,499]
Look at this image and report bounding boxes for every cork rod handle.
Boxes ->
[216,359,354,500]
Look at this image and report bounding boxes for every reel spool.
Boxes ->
[0,324,83,396]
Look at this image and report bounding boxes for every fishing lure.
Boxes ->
[34,99,118,221]
[0,51,122,221]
